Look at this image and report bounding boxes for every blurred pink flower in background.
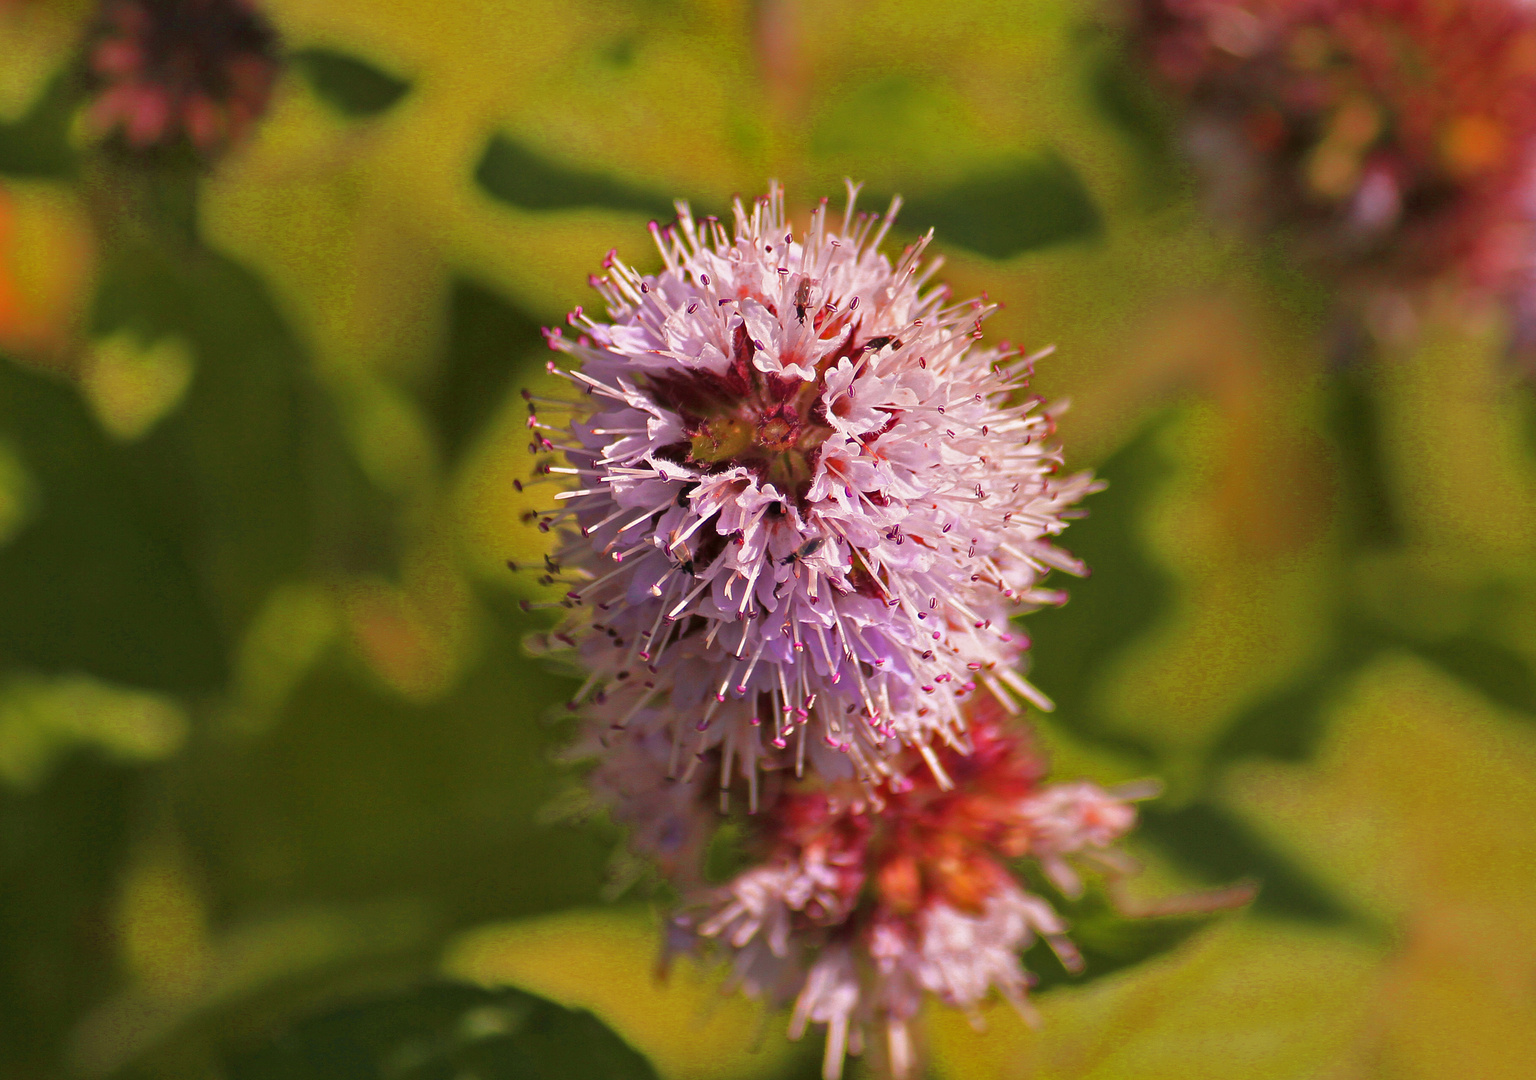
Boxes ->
[84,0,279,158]
[1132,0,1536,314]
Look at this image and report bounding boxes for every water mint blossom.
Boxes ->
[673,698,1154,1080]
[527,185,1095,800]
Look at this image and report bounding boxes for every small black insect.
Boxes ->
[780,537,825,565]
[794,278,813,323]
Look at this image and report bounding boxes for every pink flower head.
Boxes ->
[529,184,1095,796]
[84,0,280,159]
[1132,0,1536,295]
[677,696,1147,1080]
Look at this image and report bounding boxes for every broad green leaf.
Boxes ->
[1077,385,1338,786]
[929,918,1383,1080]
[80,330,196,441]
[1080,35,1185,208]
[0,432,33,545]
[1374,319,1536,578]
[227,981,659,1080]
[91,239,320,642]
[443,907,801,1080]
[176,622,603,931]
[806,75,997,194]
[1408,633,1536,718]
[1327,366,1401,549]
[1222,653,1536,1077]
[290,48,413,119]
[68,895,443,1078]
[0,0,91,124]
[1207,615,1381,767]
[450,352,572,592]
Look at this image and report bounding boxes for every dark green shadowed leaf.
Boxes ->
[434,278,547,465]
[0,358,226,692]
[1139,801,1357,925]
[1022,416,1173,765]
[1328,367,1401,549]
[1209,618,1382,767]
[1409,635,1536,718]
[290,48,412,118]
[91,239,321,642]
[1081,39,1186,208]
[1024,881,1221,993]
[474,135,679,219]
[227,982,659,1080]
[180,619,606,933]
[897,151,1102,260]
[0,72,78,179]
[0,755,134,1079]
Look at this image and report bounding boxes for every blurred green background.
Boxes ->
[3,0,1536,1077]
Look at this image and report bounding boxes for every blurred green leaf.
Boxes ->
[1024,417,1172,765]
[1409,634,1536,718]
[1138,801,1357,924]
[474,135,680,219]
[1078,32,1190,213]
[1209,618,1380,767]
[227,981,659,1080]
[0,673,187,790]
[433,278,546,466]
[1023,882,1219,993]
[1328,367,1401,549]
[896,151,1102,260]
[93,239,322,640]
[290,49,412,119]
[0,754,134,1078]
[930,917,1384,1080]
[0,356,226,692]
[0,71,77,179]
[180,621,604,931]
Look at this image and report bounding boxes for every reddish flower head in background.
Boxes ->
[1132,0,1536,306]
[84,0,280,159]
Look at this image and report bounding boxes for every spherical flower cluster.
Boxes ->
[530,185,1096,799]
[1130,0,1536,296]
[84,0,280,159]
[672,696,1147,1080]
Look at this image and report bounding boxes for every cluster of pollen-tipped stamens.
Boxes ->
[520,184,1097,804]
